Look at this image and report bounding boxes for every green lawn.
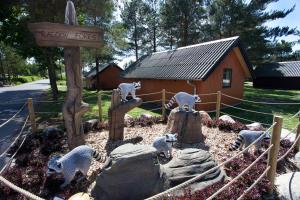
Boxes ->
[35,80,161,122]
[221,82,300,130]
[37,81,299,130]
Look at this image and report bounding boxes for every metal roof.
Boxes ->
[85,63,122,78]
[254,61,300,78]
[122,36,252,80]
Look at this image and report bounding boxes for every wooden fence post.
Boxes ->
[295,114,300,152]
[162,89,166,119]
[27,98,36,133]
[98,92,102,122]
[216,91,221,119]
[267,115,282,194]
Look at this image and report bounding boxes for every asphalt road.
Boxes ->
[0,79,50,168]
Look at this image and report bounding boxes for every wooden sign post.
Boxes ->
[28,1,103,149]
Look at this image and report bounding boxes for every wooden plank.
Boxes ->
[28,22,103,48]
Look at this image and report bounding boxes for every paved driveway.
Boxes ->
[0,79,50,168]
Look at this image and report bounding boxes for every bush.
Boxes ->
[202,118,248,133]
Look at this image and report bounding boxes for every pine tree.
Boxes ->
[160,0,206,48]
[206,0,297,65]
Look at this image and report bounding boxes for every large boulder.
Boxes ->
[200,111,212,122]
[219,115,235,124]
[91,144,164,200]
[275,172,300,200]
[92,144,225,200]
[162,148,226,194]
[166,108,205,144]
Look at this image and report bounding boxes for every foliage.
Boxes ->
[169,155,271,200]
[202,118,248,133]
[206,0,298,65]
[160,0,206,48]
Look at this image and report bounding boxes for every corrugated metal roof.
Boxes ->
[254,61,300,78]
[122,36,252,80]
[85,63,122,78]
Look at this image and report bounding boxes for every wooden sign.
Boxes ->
[28,22,103,48]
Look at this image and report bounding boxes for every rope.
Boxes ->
[0,103,26,128]
[220,111,272,126]
[0,134,28,174]
[33,100,63,103]
[35,111,61,114]
[206,145,272,200]
[137,91,162,97]
[145,123,276,200]
[280,124,298,141]
[221,103,274,116]
[236,166,270,200]
[287,110,300,120]
[141,100,162,104]
[0,176,45,200]
[195,102,217,105]
[222,93,300,105]
[198,92,218,96]
[0,116,29,158]
[277,133,300,162]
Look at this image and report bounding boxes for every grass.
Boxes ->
[221,82,300,130]
[35,80,161,122]
[37,81,299,130]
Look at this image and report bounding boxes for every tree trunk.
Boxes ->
[47,56,58,100]
[134,18,139,60]
[153,23,157,52]
[166,107,205,144]
[95,57,99,91]
[63,47,89,149]
[109,89,142,140]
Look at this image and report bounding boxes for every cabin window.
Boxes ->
[223,68,232,88]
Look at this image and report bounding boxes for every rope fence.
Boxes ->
[277,133,300,162]
[1,89,299,199]
[222,93,300,105]
[220,111,272,126]
[206,145,272,200]
[0,116,29,158]
[146,122,277,200]
[0,103,27,128]
[221,102,274,116]
[236,166,270,200]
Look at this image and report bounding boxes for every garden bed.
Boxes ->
[0,118,297,200]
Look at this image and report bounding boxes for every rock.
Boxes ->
[162,148,225,194]
[246,122,263,131]
[124,114,134,126]
[42,127,63,139]
[68,193,90,200]
[275,172,300,200]
[84,119,99,133]
[166,107,205,144]
[92,144,225,200]
[91,144,164,200]
[140,113,153,119]
[280,128,296,142]
[200,111,212,122]
[295,152,300,168]
[219,115,235,124]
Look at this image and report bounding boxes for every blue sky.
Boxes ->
[264,0,300,51]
